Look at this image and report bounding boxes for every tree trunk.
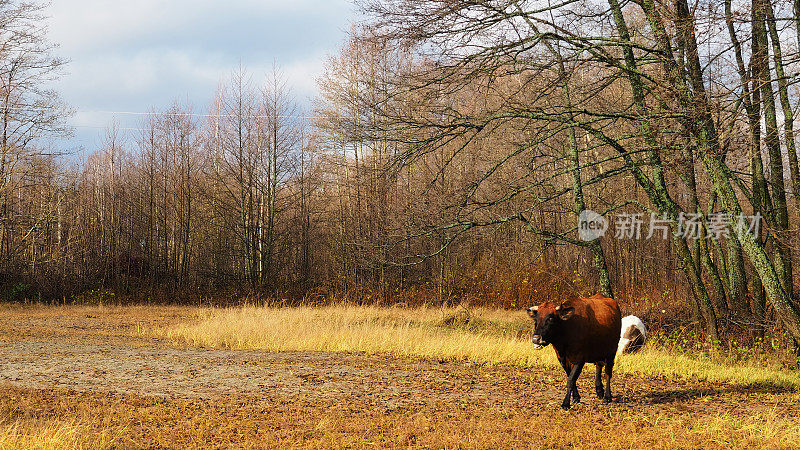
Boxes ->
[753,0,794,302]
[765,2,800,216]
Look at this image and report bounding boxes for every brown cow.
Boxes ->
[527,293,622,410]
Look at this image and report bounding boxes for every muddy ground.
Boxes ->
[0,306,798,448]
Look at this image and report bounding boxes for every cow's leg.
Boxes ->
[561,361,585,410]
[594,362,605,398]
[560,359,580,402]
[560,359,571,375]
[603,356,615,403]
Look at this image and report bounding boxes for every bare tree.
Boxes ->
[0,0,70,269]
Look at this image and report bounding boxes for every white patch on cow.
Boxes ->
[617,315,647,354]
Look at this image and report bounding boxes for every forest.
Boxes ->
[3,0,800,350]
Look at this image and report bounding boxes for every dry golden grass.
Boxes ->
[163,304,800,388]
[698,412,800,446]
[0,417,116,449]
[162,304,558,367]
[2,386,798,449]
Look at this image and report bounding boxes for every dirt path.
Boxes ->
[0,306,798,448]
[0,306,554,407]
[0,340,556,406]
[2,334,797,416]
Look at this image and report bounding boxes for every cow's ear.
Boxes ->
[527,306,538,318]
[556,305,575,320]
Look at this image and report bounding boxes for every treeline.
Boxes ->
[343,0,800,343]
[3,0,800,345]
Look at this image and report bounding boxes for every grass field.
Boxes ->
[163,304,800,388]
[0,418,115,450]
[1,304,799,448]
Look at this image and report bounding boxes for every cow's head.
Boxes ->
[526,301,575,349]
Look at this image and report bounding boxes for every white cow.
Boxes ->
[617,315,646,354]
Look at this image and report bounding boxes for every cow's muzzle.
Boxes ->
[531,334,548,350]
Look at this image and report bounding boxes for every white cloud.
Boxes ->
[46,0,353,54]
[60,48,328,110]
[42,0,354,148]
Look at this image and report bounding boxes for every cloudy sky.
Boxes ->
[43,0,356,153]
